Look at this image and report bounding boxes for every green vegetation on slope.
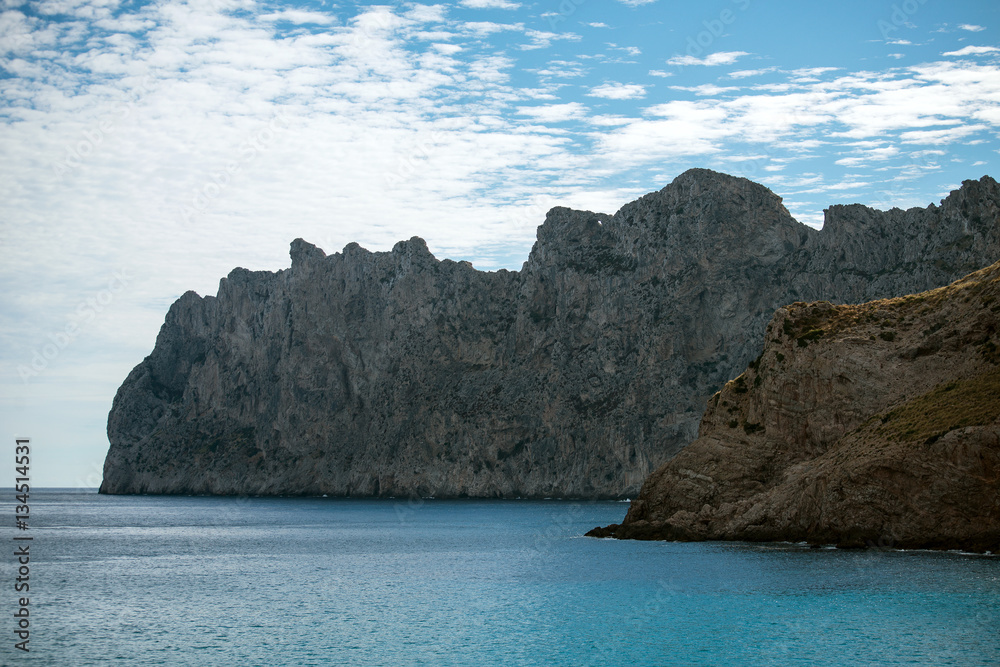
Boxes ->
[875,367,1000,444]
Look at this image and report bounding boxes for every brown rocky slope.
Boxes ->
[590,261,1000,551]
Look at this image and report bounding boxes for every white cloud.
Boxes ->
[588,22,609,28]
[666,51,749,67]
[587,115,632,127]
[0,10,41,55]
[792,67,839,77]
[959,24,986,32]
[617,0,658,5]
[406,4,448,23]
[725,153,771,163]
[648,69,673,78]
[835,145,899,167]
[258,10,336,25]
[433,43,463,55]
[515,102,587,122]
[587,82,646,99]
[792,179,870,195]
[532,60,586,78]
[461,21,523,36]
[943,45,1000,56]
[766,173,824,189]
[461,0,521,9]
[671,84,739,96]
[596,60,1000,168]
[596,100,732,162]
[607,43,640,57]
[521,29,580,50]
[728,68,774,79]
[899,124,989,144]
[825,180,869,190]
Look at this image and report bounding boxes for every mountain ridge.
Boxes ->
[101,169,1000,498]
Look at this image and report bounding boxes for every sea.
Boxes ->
[2,489,998,666]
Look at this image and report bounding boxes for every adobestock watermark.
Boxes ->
[670,0,753,73]
[864,533,899,550]
[384,130,448,188]
[17,268,132,383]
[526,501,594,561]
[628,575,687,629]
[347,7,397,49]
[728,152,774,182]
[392,482,451,525]
[75,461,105,491]
[394,490,430,524]
[544,0,588,30]
[506,200,554,240]
[878,0,930,40]
[723,140,803,184]
[177,114,290,226]
[728,143,789,182]
[52,77,153,178]
[764,612,835,659]
[869,150,942,210]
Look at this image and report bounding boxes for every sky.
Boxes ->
[2,0,999,486]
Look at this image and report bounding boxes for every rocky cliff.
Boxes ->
[591,260,1000,551]
[101,169,1000,497]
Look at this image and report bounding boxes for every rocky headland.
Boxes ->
[101,169,1000,498]
[589,260,1000,552]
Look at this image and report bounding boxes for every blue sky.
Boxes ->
[2,0,998,485]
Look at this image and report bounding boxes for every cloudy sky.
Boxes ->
[2,0,998,486]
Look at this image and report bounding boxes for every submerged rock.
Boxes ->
[101,169,1000,498]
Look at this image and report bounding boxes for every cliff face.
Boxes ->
[101,169,1000,497]
[595,261,1000,551]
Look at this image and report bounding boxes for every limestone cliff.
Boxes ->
[591,261,1000,551]
[101,169,1000,497]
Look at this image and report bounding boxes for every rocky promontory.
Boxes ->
[590,260,1000,551]
[101,170,1000,497]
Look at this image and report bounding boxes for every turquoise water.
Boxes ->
[4,490,998,666]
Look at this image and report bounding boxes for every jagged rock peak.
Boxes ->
[391,236,435,259]
[940,174,998,209]
[612,168,796,243]
[823,175,999,235]
[660,168,785,209]
[666,167,776,194]
[526,207,612,269]
[289,238,327,271]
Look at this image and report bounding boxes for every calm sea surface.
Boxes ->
[2,489,998,666]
